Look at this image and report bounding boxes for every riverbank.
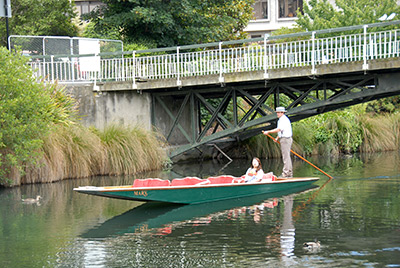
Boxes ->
[0,48,169,187]
[5,106,398,187]
[236,106,400,159]
[4,124,167,187]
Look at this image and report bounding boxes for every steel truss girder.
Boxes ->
[152,71,400,158]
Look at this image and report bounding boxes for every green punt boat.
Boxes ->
[74,175,320,204]
[81,185,318,238]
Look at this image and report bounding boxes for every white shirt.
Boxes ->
[277,114,292,138]
[245,168,264,182]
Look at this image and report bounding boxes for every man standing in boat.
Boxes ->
[262,107,293,178]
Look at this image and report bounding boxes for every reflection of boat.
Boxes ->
[74,175,319,204]
[81,184,318,238]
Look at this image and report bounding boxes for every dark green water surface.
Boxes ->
[1,151,399,267]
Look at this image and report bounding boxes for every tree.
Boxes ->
[293,0,400,114]
[296,0,400,31]
[0,0,78,47]
[85,0,255,48]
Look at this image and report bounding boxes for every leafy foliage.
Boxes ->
[0,48,79,185]
[0,48,49,183]
[296,0,400,31]
[366,96,400,113]
[85,0,255,47]
[0,48,167,186]
[0,0,78,47]
[244,104,400,158]
[295,106,364,154]
[294,0,400,113]
[269,26,308,43]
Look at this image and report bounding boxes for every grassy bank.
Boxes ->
[9,124,167,186]
[241,105,400,159]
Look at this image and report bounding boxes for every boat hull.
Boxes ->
[74,177,319,204]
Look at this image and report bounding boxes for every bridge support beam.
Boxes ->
[151,70,400,159]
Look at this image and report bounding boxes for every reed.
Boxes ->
[360,113,400,152]
[22,124,105,184]
[391,113,400,148]
[292,122,314,155]
[97,125,167,175]
[19,124,167,186]
[49,124,105,179]
[312,140,339,156]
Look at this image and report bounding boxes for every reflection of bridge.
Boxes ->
[30,21,400,158]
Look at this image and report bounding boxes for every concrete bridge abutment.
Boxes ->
[64,84,152,131]
[63,84,196,148]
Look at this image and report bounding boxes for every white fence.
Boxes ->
[27,23,400,85]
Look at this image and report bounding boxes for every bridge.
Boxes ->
[28,21,400,159]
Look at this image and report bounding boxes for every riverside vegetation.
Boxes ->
[242,104,400,159]
[0,48,167,187]
[1,48,399,186]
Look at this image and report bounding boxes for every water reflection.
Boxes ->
[83,241,107,268]
[280,195,295,256]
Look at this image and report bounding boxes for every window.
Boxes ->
[75,1,104,16]
[81,2,89,14]
[278,0,303,18]
[253,0,269,20]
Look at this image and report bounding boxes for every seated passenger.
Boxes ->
[244,157,264,183]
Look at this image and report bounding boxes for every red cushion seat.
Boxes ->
[133,178,171,187]
[207,175,235,184]
[171,177,208,186]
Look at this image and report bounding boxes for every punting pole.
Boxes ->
[264,133,333,179]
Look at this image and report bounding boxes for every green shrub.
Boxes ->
[0,48,60,184]
[244,104,398,157]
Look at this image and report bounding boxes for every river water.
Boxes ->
[0,151,399,267]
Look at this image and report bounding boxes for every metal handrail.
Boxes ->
[26,20,400,84]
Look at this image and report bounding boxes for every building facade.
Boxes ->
[73,0,104,16]
[245,0,339,38]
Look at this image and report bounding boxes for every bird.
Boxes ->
[378,14,388,21]
[387,13,396,20]
[22,195,42,204]
[303,240,321,250]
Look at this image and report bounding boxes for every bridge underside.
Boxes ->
[151,68,400,159]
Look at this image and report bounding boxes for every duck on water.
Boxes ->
[303,240,321,250]
[22,195,42,204]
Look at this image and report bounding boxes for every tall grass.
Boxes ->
[98,125,167,175]
[360,113,400,152]
[19,124,167,185]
